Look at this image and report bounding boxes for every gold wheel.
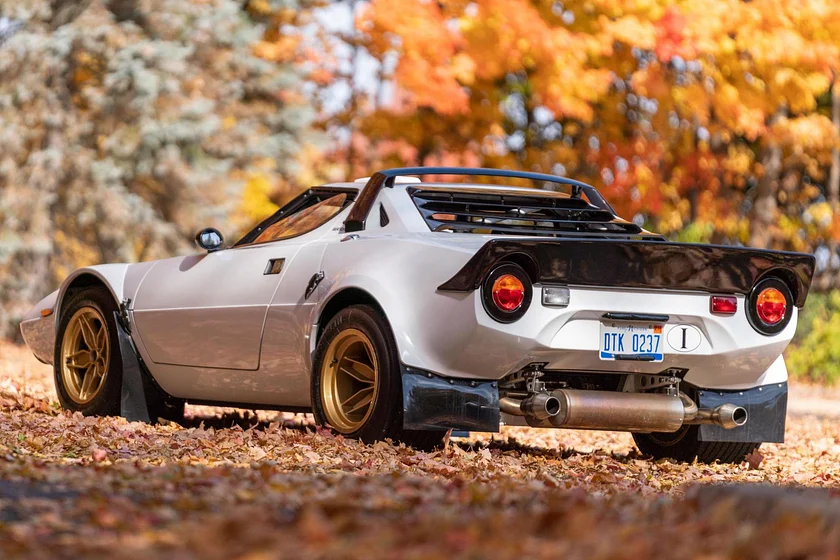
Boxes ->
[320,328,379,434]
[60,307,110,405]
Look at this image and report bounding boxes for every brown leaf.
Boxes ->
[744,450,765,470]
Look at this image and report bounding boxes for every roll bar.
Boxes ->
[343,167,613,233]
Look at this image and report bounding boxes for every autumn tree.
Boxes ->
[0,0,320,338]
[342,0,840,281]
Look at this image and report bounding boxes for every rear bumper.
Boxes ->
[401,363,787,443]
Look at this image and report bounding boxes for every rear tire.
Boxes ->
[311,305,445,450]
[633,426,760,464]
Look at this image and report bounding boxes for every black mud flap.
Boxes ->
[697,382,788,443]
[114,312,151,424]
[401,366,500,432]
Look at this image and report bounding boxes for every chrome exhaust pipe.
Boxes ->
[499,397,525,416]
[686,403,748,429]
[500,389,748,433]
[499,394,561,420]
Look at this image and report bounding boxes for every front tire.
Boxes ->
[633,426,760,464]
[311,305,445,450]
[54,287,123,417]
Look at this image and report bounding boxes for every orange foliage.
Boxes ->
[335,0,840,251]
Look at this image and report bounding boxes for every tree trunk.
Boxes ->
[748,143,781,248]
[829,81,840,209]
[748,110,784,249]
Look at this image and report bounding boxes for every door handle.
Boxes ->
[305,271,325,299]
[264,258,285,275]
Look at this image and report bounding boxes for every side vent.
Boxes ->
[409,188,663,240]
[379,203,390,227]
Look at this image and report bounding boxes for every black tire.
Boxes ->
[633,426,760,464]
[54,287,122,417]
[311,305,445,450]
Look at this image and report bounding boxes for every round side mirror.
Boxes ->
[195,227,224,253]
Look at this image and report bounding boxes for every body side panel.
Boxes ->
[131,244,303,370]
[256,242,328,407]
[131,224,340,405]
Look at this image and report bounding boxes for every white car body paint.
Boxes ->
[21,178,807,409]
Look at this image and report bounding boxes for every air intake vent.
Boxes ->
[409,188,664,240]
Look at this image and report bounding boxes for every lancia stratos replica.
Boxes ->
[21,168,815,463]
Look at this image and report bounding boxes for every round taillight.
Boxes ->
[756,287,787,325]
[482,263,533,323]
[492,274,525,311]
[747,278,793,336]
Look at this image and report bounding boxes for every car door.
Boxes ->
[131,189,353,371]
[132,241,304,370]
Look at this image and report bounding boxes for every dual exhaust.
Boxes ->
[499,389,748,433]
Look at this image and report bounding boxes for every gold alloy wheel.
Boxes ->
[320,329,379,433]
[60,307,110,404]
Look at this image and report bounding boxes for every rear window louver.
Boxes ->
[409,189,664,240]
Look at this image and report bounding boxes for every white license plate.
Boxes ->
[599,322,664,362]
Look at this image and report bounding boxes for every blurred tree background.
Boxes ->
[0,0,320,337]
[1,0,840,380]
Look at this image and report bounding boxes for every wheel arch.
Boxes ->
[55,266,129,333]
[316,286,388,343]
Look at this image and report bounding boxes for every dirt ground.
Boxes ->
[1,341,839,559]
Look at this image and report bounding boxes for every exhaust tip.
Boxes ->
[545,396,561,417]
[716,404,748,429]
[521,393,562,420]
[732,406,748,427]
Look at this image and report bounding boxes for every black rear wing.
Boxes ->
[437,238,816,307]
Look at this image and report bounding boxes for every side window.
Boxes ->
[249,192,348,245]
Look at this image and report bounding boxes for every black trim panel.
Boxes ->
[602,312,670,322]
[408,186,662,240]
[697,382,787,443]
[438,239,815,307]
[401,366,500,432]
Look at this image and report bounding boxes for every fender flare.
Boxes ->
[315,274,409,355]
[54,264,131,333]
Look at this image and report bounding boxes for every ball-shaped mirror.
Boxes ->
[195,227,224,253]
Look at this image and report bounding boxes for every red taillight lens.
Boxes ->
[756,287,787,324]
[492,274,525,311]
[710,295,737,315]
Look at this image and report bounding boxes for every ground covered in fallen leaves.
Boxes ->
[1,342,840,559]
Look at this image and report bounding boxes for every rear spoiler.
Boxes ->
[437,239,816,307]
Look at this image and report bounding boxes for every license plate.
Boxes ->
[599,322,664,362]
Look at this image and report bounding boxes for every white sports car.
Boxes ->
[20,168,815,462]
